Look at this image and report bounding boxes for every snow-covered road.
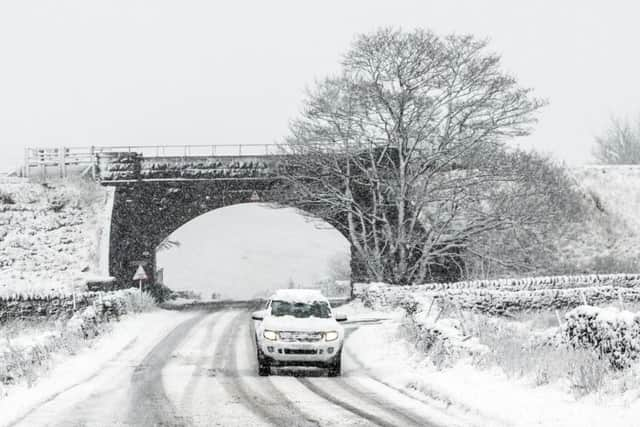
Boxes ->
[4,309,468,427]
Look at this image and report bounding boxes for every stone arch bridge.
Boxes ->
[50,145,366,290]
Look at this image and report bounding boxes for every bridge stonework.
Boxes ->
[100,152,365,292]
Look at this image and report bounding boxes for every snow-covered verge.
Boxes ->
[0,289,156,399]
[344,301,640,427]
[0,309,197,427]
[0,177,110,298]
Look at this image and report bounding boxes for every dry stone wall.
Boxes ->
[355,274,640,315]
[0,289,137,323]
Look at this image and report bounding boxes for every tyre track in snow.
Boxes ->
[296,377,395,427]
[335,378,436,427]
[215,311,321,427]
[177,311,222,412]
[296,375,438,427]
[126,312,207,426]
[293,327,440,427]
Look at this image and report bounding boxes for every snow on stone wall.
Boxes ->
[354,274,640,315]
[0,288,145,323]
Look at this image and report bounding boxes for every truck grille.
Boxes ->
[284,349,318,355]
[278,331,323,342]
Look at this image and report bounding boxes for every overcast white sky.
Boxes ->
[1,1,639,172]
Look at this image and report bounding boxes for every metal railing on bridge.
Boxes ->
[22,144,285,179]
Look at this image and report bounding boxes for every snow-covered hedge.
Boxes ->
[562,305,640,369]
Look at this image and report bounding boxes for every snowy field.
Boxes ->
[558,165,640,274]
[571,165,640,232]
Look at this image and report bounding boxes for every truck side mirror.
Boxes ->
[252,311,264,321]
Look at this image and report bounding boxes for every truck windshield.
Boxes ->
[270,300,331,318]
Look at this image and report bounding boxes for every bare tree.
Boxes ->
[280,28,551,284]
[593,116,640,164]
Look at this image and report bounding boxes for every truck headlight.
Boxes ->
[263,330,278,341]
[325,331,339,341]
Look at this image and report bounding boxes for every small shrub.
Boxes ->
[398,295,419,316]
[47,194,67,212]
[121,290,156,313]
[0,191,15,205]
[146,283,173,303]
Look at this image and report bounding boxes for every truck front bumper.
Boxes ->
[259,340,342,365]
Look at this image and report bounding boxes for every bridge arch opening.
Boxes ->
[155,203,350,300]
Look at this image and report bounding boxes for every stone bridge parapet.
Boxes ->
[97,152,284,182]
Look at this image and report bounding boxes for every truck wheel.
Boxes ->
[327,351,342,377]
[258,359,271,376]
[256,344,270,376]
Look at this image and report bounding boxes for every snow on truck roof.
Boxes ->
[270,289,328,303]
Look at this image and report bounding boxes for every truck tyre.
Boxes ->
[258,359,271,376]
[327,350,342,377]
[256,343,270,376]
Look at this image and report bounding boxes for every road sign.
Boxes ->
[132,264,148,281]
[250,191,260,202]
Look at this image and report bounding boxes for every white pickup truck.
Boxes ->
[251,289,348,376]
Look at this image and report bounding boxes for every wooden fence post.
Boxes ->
[618,288,625,310]
[24,147,29,178]
[90,146,96,180]
[555,309,563,327]
[59,147,65,178]
[425,296,436,318]
[40,149,46,180]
